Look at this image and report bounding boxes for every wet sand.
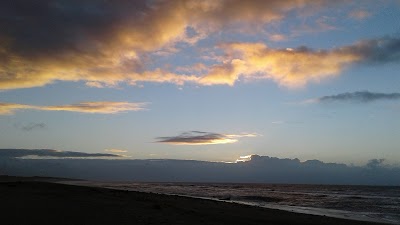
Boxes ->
[0,178,388,225]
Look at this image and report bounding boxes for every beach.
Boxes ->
[0,177,389,225]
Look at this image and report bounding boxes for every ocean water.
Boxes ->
[67,181,400,224]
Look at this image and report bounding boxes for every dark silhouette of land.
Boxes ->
[0,176,388,225]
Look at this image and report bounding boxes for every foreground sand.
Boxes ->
[0,179,388,225]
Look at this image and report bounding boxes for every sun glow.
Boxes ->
[235,155,253,163]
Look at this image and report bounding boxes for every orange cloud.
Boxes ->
[2,1,396,90]
[0,101,147,115]
[0,0,332,91]
[0,103,36,115]
[199,42,364,87]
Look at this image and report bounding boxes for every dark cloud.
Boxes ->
[316,91,400,103]
[0,0,148,57]
[17,122,46,131]
[0,0,329,58]
[366,159,385,169]
[0,0,347,90]
[0,1,398,90]
[156,131,257,145]
[157,131,226,145]
[342,37,400,64]
[1,154,399,185]
[0,149,120,158]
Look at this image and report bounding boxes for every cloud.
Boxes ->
[0,103,35,115]
[366,158,385,169]
[156,131,258,145]
[0,1,397,90]
[105,149,127,153]
[314,91,400,103]
[348,9,371,20]
[41,102,147,114]
[198,37,400,88]
[0,0,187,90]
[0,101,147,115]
[345,37,400,63]
[198,42,361,87]
[1,154,399,185]
[0,0,340,90]
[0,149,119,158]
[15,122,46,131]
[268,34,288,42]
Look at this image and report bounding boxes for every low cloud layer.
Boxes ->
[314,91,400,103]
[0,101,147,115]
[156,131,258,145]
[1,154,399,185]
[0,149,119,158]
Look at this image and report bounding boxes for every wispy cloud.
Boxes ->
[105,149,127,153]
[312,91,400,103]
[0,101,147,115]
[271,121,286,125]
[0,149,119,158]
[348,9,371,20]
[0,103,35,115]
[268,34,288,42]
[156,131,258,146]
[14,122,47,131]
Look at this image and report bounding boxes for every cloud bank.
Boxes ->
[1,152,399,185]
[314,91,400,103]
[156,131,258,145]
[0,149,119,158]
[0,101,147,115]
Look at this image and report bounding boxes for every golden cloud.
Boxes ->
[0,103,36,115]
[2,1,397,90]
[0,0,331,90]
[199,42,363,87]
[0,101,147,115]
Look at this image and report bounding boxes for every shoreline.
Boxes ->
[0,178,390,225]
[59,180,397,224]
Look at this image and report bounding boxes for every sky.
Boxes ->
[1,0,400,165]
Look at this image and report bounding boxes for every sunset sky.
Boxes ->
[1,0,400,165]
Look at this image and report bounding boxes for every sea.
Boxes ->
[65,181,400,224]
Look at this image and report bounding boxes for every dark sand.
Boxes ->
[0,178,388,225]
